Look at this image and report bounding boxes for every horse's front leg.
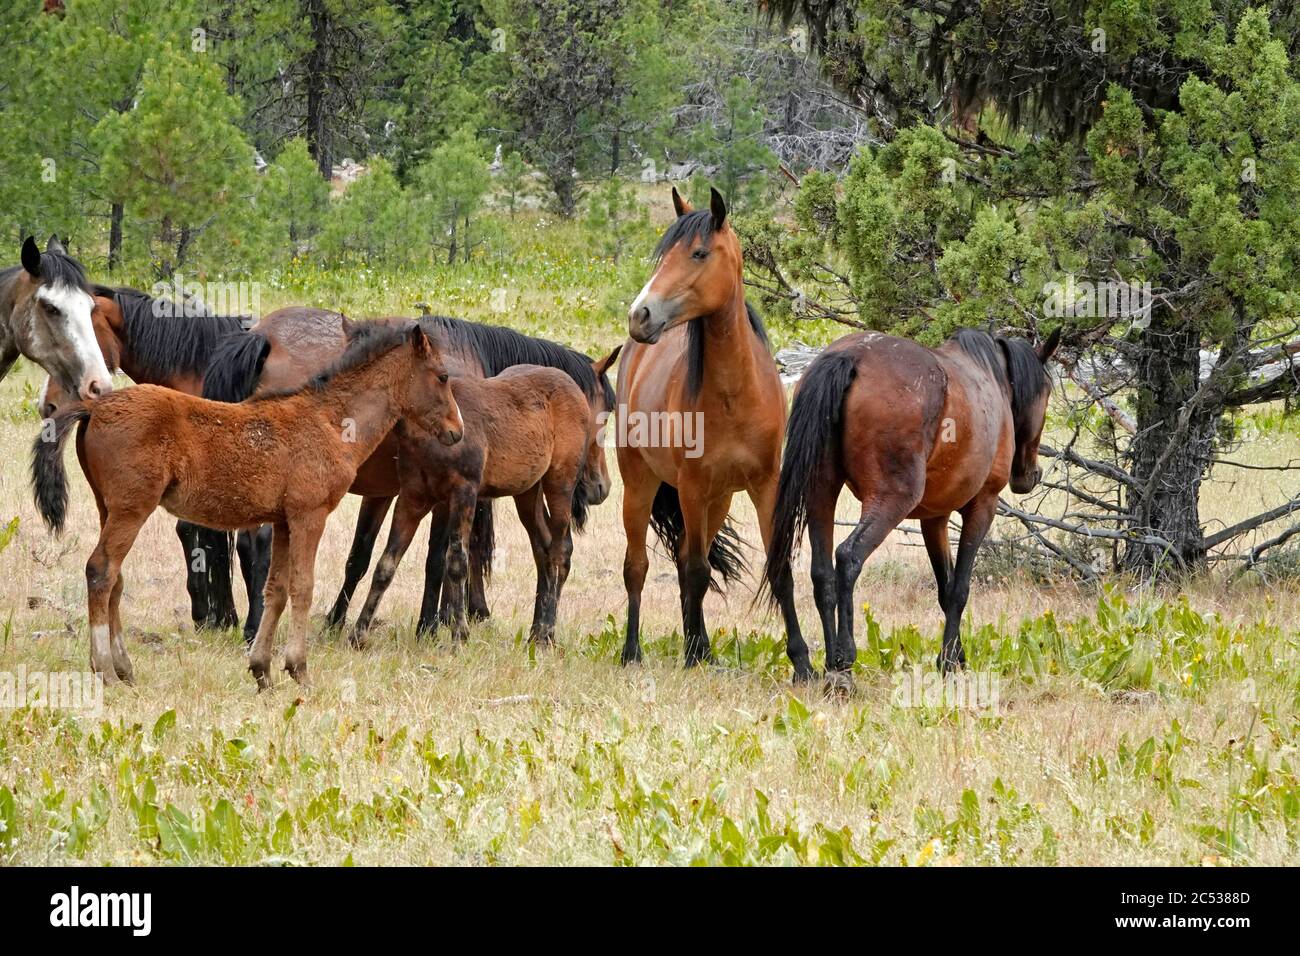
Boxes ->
[351,494,427,646]
[618,455,658,666]
[677,484,731,668]
[326,495,393,630]
[937,496,996,673]
[513,485,552,643]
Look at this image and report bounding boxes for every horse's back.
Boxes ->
[829,336,941,490]
[252,307,348,392]
[831,331,1012,514]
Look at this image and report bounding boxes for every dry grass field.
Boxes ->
[2,339,1298,866]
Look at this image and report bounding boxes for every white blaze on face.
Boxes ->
[629,273,656,321]
[36,283,111,396]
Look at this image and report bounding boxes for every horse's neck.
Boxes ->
[320,353,408,464]
[695,288,760,401]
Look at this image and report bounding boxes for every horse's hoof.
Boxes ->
[935,651,966,673]
[285,660,310,686]
[249,659,273,691]
[347,629,368,650]
[792,661,817,685]
[822,669,855,699]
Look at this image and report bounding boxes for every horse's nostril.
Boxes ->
[633,305,649,325]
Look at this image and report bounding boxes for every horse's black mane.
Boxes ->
[685,301,770,399]
[950,328,1049,427]
[417,314,615,409]
[654,209,715,261]
[253,321,415,402]
[98,286,247,379]
[1,250,94,294]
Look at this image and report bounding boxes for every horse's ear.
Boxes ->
[21,236,41,277]
[410,323,431,356]
[593,344,622,377]
[709,187,727,231]
[45,234,66,256]
[1037,326,1062,364]
[671,186,692,218]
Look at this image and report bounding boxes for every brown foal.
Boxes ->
[350,365,596,646]
[32,323,463,690]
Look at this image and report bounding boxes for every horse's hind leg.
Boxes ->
[805,478,843,682]
[282,512,328,686]
[352,495,427,646]
[236,525,273,646]
[937,496,997,673]
[831,488,921,686]
[108,573,132,683]
[749,475,815,683]
[248,522,291,691]
[326,496,393,630]
[86,508,150,685]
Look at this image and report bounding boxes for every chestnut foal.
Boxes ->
[349,366,593,647]
[32,323,462,690]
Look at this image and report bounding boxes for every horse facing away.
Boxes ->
[200,308,619,638]
[32,322,463,690]
[350,364,599,646]
[761,327,1061,690]
[0,236,112,402]
[39,284,253,630]
[618,186,813,681]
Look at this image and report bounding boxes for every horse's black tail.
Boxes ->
[31,404,92,534]
[201,332,271,402]
[649,483,747,593]
[759,350,857,610]
[469,499,494,585]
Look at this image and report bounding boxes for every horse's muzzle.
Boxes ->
[439,428,463,447]
[586,476,610,506]
[628,307,665,344]
[78,373,113,402]
[1010,468,1041,494]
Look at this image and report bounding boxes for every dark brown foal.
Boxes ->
[349,365,593,646]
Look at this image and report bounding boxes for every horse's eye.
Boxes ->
[438,373,449,384]
[692,249,709,260]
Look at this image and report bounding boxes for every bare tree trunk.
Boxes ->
[305,0,332,179]
[1122,312,1217,576]
[108,202,124,273]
